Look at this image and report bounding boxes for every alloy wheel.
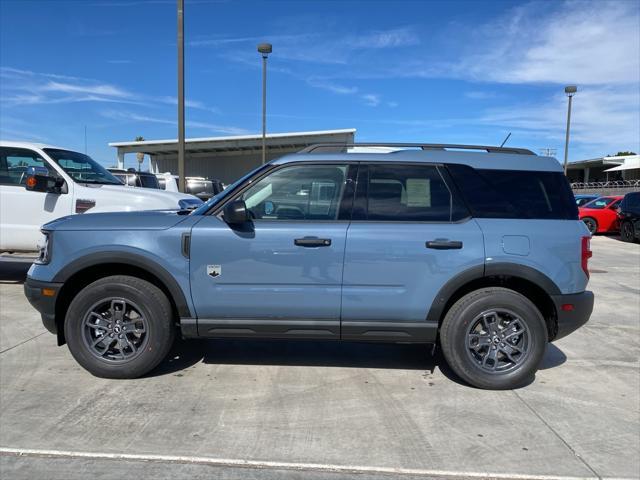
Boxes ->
[82,298,148,363]
[465,309,531,374]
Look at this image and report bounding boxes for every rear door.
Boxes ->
[189,162,356,339]
[341,163,484,342]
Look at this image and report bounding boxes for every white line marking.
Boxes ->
[0,446,608,480]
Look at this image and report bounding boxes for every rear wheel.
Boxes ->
[65,275,175,379]
[620,220,636,242]
[440,287,547,390]
[582,217,598,234]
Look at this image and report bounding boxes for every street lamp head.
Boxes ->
[565,85,578,96]
[257,43,272,57]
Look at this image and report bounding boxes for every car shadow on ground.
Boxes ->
[0,256,34,284]
[149,336,567,388]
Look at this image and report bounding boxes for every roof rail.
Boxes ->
[298,142,536,155]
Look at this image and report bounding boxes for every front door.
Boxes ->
[189,162,355,339]
[0,147,72,251]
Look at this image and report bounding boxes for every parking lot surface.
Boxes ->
[1,236,638,480]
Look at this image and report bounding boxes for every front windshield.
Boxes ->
[44,148,122,185]
[582,197,614,209]
[191,162,272,215]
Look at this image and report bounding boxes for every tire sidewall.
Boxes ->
[65,277,173,378]
[621,221,634,242]
[442,289,547,390]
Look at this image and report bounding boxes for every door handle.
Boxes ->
[294,237,332,247]
[426,239,463,250]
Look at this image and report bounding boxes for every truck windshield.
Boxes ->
[44,149,122,185]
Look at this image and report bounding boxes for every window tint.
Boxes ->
[240,164,348,220]
[138,174,159,189]
[622,192,640,211]
[0,148,50,185]
[447,164,578,220]
[363,164,459,221]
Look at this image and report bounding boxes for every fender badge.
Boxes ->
[207,265,222,278]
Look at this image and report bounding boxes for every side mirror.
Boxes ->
[24,166,60,193]
[223,200,250,224]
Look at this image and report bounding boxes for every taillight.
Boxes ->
[581,236,592,278]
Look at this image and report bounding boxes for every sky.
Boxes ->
[0,0,639,169]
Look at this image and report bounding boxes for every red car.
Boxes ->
[578,196,623,234]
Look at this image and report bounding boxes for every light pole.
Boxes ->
[258,43,272,164]
[177,0,186,192]
[563,85,577,175]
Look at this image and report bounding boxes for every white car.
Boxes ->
[0,141,202,252]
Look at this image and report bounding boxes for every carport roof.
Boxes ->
[108,129,356,156]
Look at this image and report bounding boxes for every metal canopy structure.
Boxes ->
[109,129,356,183]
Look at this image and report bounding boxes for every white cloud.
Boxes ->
[42,81,131,98]
[306,77,358,95]
[100,110,250,135]
[361,94,381,107]
[478,86,640,159]
[455,0,639,85]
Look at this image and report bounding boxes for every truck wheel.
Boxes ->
[440,287,547,390]
[620,221,635,243]
[64,275,175,379]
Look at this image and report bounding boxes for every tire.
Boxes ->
[582,217,598,234]
[440,287,547,390]
[65,275,175,379]
[620,220,635,243]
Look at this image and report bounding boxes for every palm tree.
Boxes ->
[135,136,145,171]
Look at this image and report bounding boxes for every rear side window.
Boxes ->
[357,164,467,222]
[447,164,578,220]
[622,192,640,212]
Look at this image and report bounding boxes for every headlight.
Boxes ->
[178,198,203,210]
[35,230,52,265]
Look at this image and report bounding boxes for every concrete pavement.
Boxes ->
[1,235,638,480]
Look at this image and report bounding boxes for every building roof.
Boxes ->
[567,157,624,169]
[109,129,356,155]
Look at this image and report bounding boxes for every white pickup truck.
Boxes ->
[0,141,202,252]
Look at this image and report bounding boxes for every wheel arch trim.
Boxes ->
[52,251,193,318]
[426,262,561,324]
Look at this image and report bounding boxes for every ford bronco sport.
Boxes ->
[24,143,594,389]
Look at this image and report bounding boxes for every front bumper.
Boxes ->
[550,291,594,341]
[24,277,63,335]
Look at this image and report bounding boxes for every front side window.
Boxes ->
[240,164,348,220]
[44,148,121,185]
[362,164,456,221]
[583,197,615,209]
[0,148,51,185]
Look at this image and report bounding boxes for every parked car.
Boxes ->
[107,168,161,189]
[24,143,593,390]
[578,196,624,234]
[618,191,640,243]
[156,172,224,200]
[0,142,203,252]
[574,193,600,207]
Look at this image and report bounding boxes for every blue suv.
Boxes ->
[24,143,594,389]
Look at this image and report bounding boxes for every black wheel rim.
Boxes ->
[584,218,596,233]
[622,222,632,239]
[465,309,531,374]
[82,298,148,363]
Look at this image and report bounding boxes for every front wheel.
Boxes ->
[582,217,598,234]
[440,287,547,390]
[65,275,175,379]
[620,220,636,243]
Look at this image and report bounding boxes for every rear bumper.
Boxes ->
[24,277,62,335]
[550,291,594,341]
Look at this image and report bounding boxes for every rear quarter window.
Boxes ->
[446,164,578,220]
